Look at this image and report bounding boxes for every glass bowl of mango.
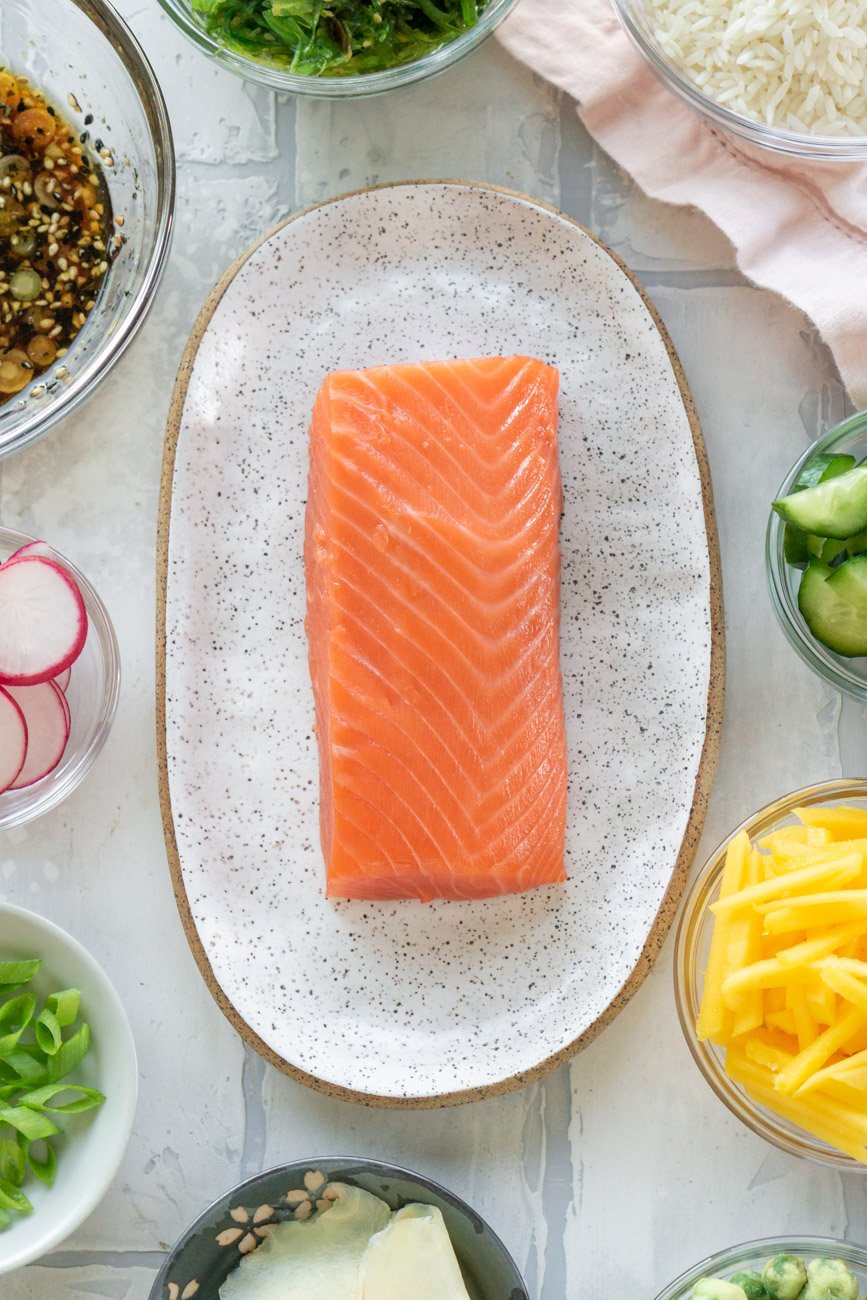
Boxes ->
[675,780,867,1169]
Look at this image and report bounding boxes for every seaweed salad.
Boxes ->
[191,0,492,75]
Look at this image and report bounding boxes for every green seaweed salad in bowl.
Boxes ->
[158,0,520,94]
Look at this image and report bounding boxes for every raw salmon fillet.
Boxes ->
[304,356,567,901]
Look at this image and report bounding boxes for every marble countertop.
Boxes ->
[1,6,864,1298]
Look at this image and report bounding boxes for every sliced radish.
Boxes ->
[5,540,53,564]
[0,556,87,686]
[55,666,71,693]
[5,681,69,789]
[54,680,71,733]
[0,687,27,793]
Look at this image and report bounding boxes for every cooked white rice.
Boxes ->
[647,0,867,135]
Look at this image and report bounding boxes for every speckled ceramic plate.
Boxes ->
[149,1158,527,1300]
[157,181,723,1106]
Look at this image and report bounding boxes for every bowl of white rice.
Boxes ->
[611,0,867,158]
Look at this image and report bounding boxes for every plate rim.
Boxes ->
[155,178,725,1109]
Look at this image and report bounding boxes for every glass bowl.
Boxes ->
[655,1237,867,1299]
[0,0,175,458]
[610,0,867,162]
[0,527,120,828]
[766,410,867,703]
[156,0,519,96]
[674,779,867,1170]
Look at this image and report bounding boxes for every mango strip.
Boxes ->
[806,980,837,1027]
[766,1009,798,1036]
[796,806,867,840]
[763,895,867,935]
[777,922,867,967]
[818,1077,867,1112]
[797,1048,867,1095]
[817,956,867,980]
[729,1051,867,1141]
[773,1006,867,1095]
[711,857,863,917]
[818,963,867,1017]
[787,983,819,1051]
[696,831,750,1041]
[725,1051,867,1161]
[770,838,867,869]
[721,958,814,1007]
[730,851,764,1036]
[758,825,807,851]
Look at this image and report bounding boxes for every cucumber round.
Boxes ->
[798,559,867,657]
[774,465,867,539]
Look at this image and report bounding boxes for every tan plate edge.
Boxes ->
[155,179,725,1109]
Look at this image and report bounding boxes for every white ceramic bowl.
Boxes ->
[0,903,137,1273]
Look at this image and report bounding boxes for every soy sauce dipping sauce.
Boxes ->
[0,69,114,402]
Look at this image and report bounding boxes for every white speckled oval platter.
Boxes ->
[157,181,723,1107]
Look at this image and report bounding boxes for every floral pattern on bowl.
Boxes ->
[152,1159,528,1300]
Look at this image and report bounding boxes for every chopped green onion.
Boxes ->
[0,994,36,1056]
[0,960,41,990]
[46,990,80,1030]
[24,1137,56,1187]
[0,959,104,1227]
[20,1083,105,1114]
[0,1180,32,1215]
[0,1105,59,1142]
[0,1139,25,1187]
[34,1009,62,1057]
[46,1023,89,1084]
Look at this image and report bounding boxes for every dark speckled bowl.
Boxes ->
[149,1157,528,1300]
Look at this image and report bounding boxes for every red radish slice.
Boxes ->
[54,680,70,733]
[0,687,27,793]
[55,666,71,693]
[0,557,87,686]
[5,681,69,789]
[5,540,53,564]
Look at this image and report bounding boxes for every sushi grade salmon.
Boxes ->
[304,355,568,902]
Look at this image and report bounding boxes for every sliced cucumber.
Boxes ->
[821,530,867,566]
[784,525,824,569]
[774,465,867,540]
[779,454,858,566]
[798,558,867,657]
[795,452,856,490]
[827,553,867,605]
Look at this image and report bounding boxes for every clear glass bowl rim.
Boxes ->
[609,0,867,161]
[0,526,121,828]
[655,1235,867,1299]
[673,778,867,1171]
[765,409,867,703]
[0,0,176,458]
[154,0,518,96]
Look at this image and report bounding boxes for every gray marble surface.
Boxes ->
[1,6,865,1298]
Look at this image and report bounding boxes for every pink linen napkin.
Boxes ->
[496,0,867,407]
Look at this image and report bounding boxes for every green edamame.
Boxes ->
[763,1255,809,1300]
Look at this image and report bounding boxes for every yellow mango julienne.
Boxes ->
[695,805,867,1161]
[796,805,867,841]
[711,856,863,917]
